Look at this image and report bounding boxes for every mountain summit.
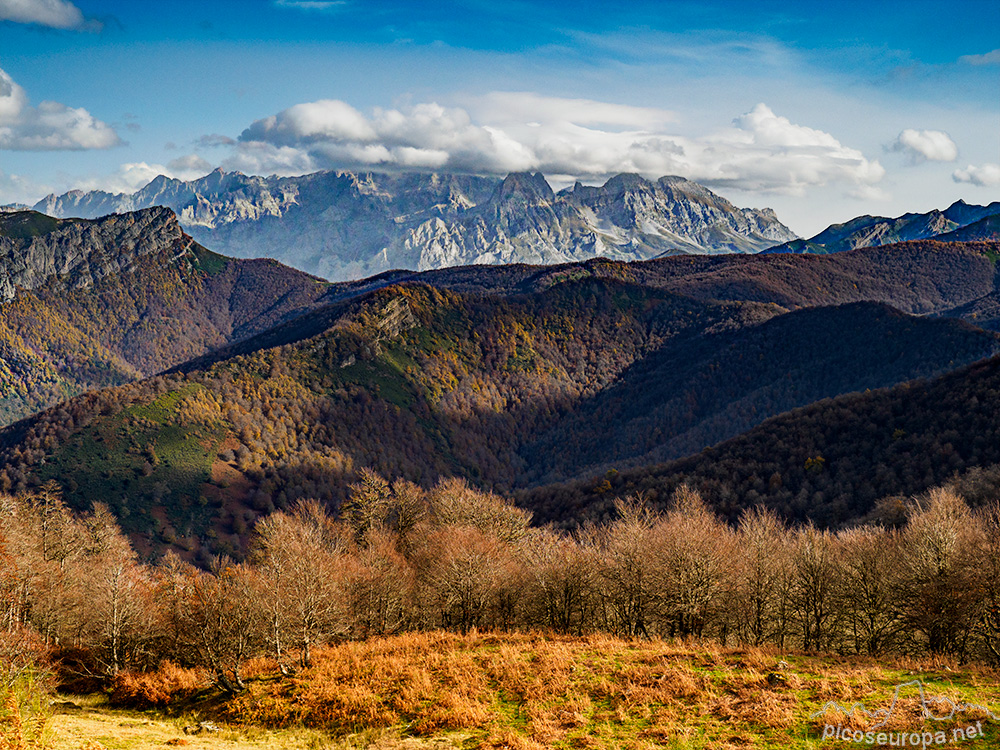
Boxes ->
[33,170,797,281]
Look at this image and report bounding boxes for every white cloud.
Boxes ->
[473,92,676,130]
[684,104,886,195]
[889,129,958,163]
[273,0,345,11]
[0,67,120,150]
[953,163,1000,187]
[959,49,1000,66]
[0,166,46,205]
[231,95,884,197]
[222,141,317,175]
[72,156,217,195]
[242,99,376,146]
[0,0,93,29]
[166,154,212,174]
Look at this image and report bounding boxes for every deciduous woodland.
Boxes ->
[3,476,999,704]
[5,260,1000,563]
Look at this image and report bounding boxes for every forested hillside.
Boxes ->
[522,302,1000,483]
[0,210,330,424]
[362,239,999,318]
[522,353,1000,528]
[1,238,998,559]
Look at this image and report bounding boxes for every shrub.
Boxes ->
[108,662,205,709]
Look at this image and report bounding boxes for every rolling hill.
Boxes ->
[519,350,1000,530]
[1,237,998,559]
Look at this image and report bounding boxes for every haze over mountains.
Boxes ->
[31,170,797,280]
[1,198,999,559]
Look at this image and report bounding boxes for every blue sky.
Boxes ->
[0,0,997,235]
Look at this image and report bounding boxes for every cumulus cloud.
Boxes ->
[75,155,218,195]
[687,104,885,194]
[0,67,120,150]
[889,129,958,164]
[228,94,883,196]
[0,0,97,30]
[167,154,212,174]
[474,92,676,130]
[959,49,1000,66]
[953,163,1000,187]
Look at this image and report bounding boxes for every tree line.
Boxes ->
[2,474,1000,695]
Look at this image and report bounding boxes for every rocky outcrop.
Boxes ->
[0,207,184,301]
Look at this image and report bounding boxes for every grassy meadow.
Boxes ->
[7,631,999,750]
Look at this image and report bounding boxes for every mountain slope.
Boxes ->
[522,301,1000,484]
[34,169,796,280]
[2,243,999,558]
[765,200,1000,255]
[520,351,1000,529]
[346,239,999,321]
[0,209,331,424]
[935,214,1000,242]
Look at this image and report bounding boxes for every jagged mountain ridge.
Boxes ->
[33,169,797,281]
[766,199,1000,255]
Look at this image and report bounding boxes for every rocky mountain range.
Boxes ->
[30,169,797,281]
[766,199,1000,255]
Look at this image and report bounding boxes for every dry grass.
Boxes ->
[108,663,206,709]
[32,633,1000,749]
[46,694,465,750]
[217,631,1000,748]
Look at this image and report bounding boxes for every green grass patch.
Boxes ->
[190,243,230,275]
[0,210,62,240]
[39,384,228,539]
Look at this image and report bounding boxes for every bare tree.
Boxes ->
[184,559,263,693]
[595,496,656,638]
[648,486,733,639]
[974,502,1000,663]
[428,477,531,543]
[732,506,793,647]
[838,526,903,655]
[789,525,842,652]
[413,524,514,633]
[0,488,84,642]
[521,528,597,635]
[250,500,350,668]
[75,504,152,674]
[347,528,415,637]
[344,469,393,544]
[898,488,984,656]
